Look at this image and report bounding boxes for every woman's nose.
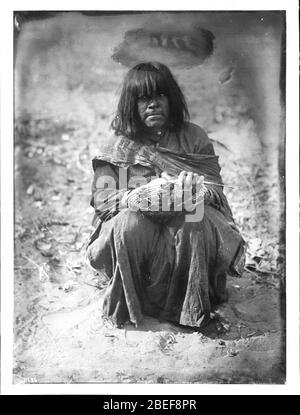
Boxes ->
[147,98,160,109]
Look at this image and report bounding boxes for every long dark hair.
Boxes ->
[111,62,189,138]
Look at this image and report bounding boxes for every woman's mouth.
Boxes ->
[143,113,167,129]
[146,114,164,120]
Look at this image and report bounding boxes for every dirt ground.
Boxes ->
[13,12,285,384]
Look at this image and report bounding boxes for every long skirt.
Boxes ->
[86,206,244,328]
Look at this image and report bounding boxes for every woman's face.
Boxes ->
[137,93,170,132]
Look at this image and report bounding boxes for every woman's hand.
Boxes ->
[177,171,204,190]
[161,170,207,210]
[161,171,204,190]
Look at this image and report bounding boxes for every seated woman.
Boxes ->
[86,61,245,329]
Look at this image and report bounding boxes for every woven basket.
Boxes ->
[127,179,206,218]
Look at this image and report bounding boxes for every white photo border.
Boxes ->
[1,0,299,395]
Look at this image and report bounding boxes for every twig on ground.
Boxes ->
[66,262,78,279]
[244,266,262,280]
[245,265,278,276]
[32,218,41,233]
[22,254,43,270]
[21,254,50,282]
[83,281,106,290]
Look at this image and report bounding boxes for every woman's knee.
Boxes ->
[114,209,155,240]
[86,236,110,271]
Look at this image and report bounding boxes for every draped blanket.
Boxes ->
[87,131,245,328]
